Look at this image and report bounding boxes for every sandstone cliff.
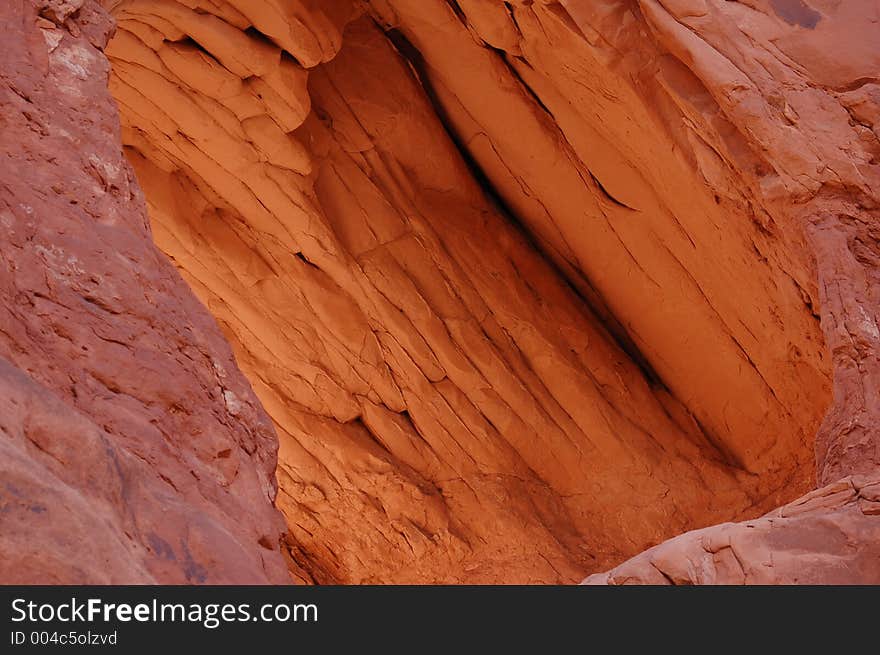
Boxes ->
[1,0,877,584]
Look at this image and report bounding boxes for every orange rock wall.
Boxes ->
[100,0,868,583]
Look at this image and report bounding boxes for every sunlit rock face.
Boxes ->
[97,0,878,583]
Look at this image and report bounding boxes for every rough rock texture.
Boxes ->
[568,0,880,583]
[0,0,289,583]
[99,0,879,584]
[4,0,875,584]
[584,475,880,584]
[103,0,819,583]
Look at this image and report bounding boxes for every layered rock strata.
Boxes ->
[101,0,872,583]
[3,0,875,584]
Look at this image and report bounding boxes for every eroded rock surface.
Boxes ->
[100,0,880,584]
[584,475,880,584]
[0,0,288,583]
[573,0,880,583]
[3,0,875,584]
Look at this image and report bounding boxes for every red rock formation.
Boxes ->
[584,474,880,584]
[569,0,880,583]
[0,0,288,583]
[3,0,877,585]
[99,0,818,582]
